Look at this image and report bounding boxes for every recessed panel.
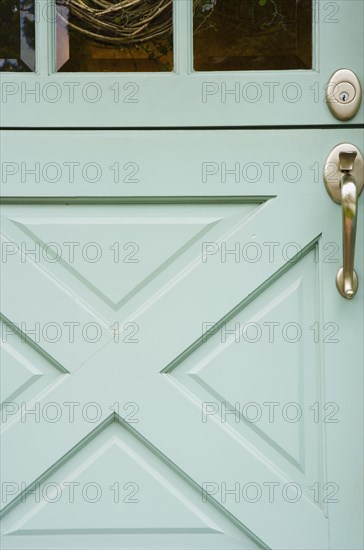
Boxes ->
[2,203,256,315]
[167,249,322,491]
[1,420,261,549]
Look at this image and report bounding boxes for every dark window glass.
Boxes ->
[0,0,35,72]
[194,0,312,71]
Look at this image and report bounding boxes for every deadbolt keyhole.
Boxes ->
[340,92,349,102]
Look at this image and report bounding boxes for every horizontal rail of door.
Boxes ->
[1,129,363,197]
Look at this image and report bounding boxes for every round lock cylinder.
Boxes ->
[334,82,356,104]
[326,69,362,120]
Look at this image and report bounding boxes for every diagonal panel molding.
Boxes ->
[0,345,41,405]
[1,415,262,549]
[124,371,329,550]
[0,233,112,373]
[166,249,321,482]
[111,196,323,387]
[0,316,67,409]
[12,217,219,309]
[0,195,330,549]
[4,203,258,311]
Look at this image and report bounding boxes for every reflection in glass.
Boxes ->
[194,0,312,71]
[56,0,173,72]
[0,0,35,71]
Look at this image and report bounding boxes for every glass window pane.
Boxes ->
[0,0,35,72]
[56,0,173,72]
[194,0,312,71]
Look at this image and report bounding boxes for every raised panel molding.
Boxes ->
[1,417,262,550]
[165,249,322,502]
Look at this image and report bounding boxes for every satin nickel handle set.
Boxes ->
[324,145,364,299]
[323,69,363,299]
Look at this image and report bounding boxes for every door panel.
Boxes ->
[1,129,363,549]
[0,0,363,127]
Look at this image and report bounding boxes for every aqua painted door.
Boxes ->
[0,0,363,127]
[1,2,364,550]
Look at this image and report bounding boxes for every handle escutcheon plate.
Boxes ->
[324,144,364,203]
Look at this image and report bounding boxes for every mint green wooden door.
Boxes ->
[1,1,363,549]
[1,128,363,549]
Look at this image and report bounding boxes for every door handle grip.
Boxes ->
[339,166,358,298]
[324,144,364,300]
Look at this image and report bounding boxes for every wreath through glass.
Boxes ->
[55,0,312,72]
